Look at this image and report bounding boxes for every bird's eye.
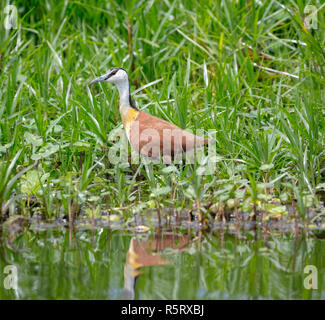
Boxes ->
[105,69,119,80]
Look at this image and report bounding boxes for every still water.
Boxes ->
[0,215,324,300]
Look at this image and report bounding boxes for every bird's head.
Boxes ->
[89,67,128,86]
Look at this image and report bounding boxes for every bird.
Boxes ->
[89,67,211,164]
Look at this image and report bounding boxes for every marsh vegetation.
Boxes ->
[0,0,324,299]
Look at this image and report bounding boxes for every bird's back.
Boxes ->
[128,110,208,162]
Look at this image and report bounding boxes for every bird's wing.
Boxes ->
[129,111,208,160]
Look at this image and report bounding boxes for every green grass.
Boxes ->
[0,0,324,222]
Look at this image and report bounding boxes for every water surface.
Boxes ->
[0,215,324,300]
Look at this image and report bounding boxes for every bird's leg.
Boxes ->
[196,198,202,223]
[156,201,161,226]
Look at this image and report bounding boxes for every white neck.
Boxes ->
[115,79,130,109]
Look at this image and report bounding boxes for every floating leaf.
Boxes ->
[262,203,288,219]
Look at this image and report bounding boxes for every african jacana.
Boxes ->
[89,67,210,163]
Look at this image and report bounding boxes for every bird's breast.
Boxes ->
[121,106,139,140]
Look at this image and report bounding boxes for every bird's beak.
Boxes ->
[88,74,107,86]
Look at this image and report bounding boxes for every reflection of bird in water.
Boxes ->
[123,231,192,300]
